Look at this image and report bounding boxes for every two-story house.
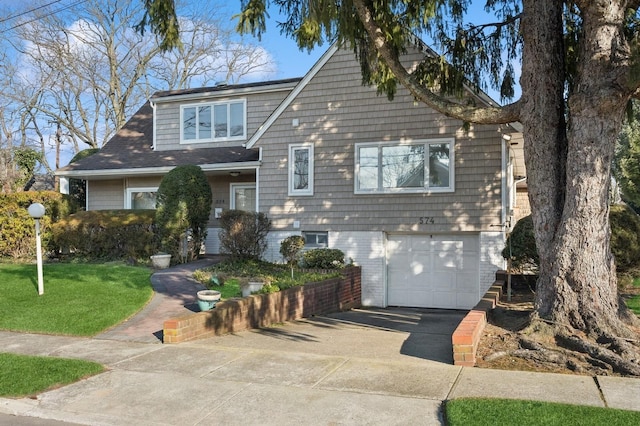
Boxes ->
[57,42,526,310]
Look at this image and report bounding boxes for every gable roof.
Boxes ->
[245,44,340,149]
[151,78,302,102]
[56,102,260,179]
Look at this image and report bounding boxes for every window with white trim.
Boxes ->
[355,139,454,193]
[303,231,328,248]
[181,99,246,143]
[231,184,256,212]
[126,187,158,209]
[288,143,314,196]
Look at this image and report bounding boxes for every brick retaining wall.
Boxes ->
[451,272,504,366]
[163,266,361,344]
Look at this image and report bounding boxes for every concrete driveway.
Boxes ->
[194,307,467,364]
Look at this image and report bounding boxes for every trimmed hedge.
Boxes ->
[0,191,75,259]
[302,248,345,269]
[51,210,158,261]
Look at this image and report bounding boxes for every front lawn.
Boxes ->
[0,352,103,397]
[623,275,640,316]
[445,398,640,425]
[0,263,153,336]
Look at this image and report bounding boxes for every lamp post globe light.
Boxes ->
[28,203,46,295]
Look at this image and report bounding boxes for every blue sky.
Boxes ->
[231,5,324,80]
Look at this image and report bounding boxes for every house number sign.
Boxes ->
[419,216,435,224]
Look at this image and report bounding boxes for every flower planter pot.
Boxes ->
[197,290,221,311]
[150,253,171,269]
[241,281,264,297]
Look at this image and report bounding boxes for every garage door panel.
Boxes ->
[387,234,480,309]
[456,293,478,309]
[432,292,456,309]
[456,273,478,291]
[431,273,456,290]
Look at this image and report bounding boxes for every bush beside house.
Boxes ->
[51,210,158,261]
[0,191,76,259]
[218,210,271,260]
[155,165,212,264]
[302,248,346,269]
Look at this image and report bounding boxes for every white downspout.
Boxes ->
[151,101,157,150]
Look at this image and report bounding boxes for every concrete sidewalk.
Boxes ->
[0,260,639,425]
[1,323,639,426]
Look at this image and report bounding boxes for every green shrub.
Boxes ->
[504,206,640,274]
[610,204,640,273]
[155,165,212,263]
[0,191,76,259]
[302,248,345,269]
[502,215,539,273]
[50,210,158,261]
[218,210,271,260]
[280,235,305,265]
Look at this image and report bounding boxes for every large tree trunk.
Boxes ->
[516,0,640,375]
[525,0,640,340]
[519,0,567,316]
[542,1,638,337]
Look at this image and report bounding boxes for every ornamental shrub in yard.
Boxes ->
[156,165,212,263]
[218,210,271,260]
[280,235,305,266]
[302,248,345,269]
[501,215,539,273]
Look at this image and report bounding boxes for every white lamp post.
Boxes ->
[28,203,46,296]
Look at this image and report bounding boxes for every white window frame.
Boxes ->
[180,99,247,144]
[230,183,257,211]
[354,138,455,194]
[125,187,158,209]
[288,143,314,196]
[302,231,328,248]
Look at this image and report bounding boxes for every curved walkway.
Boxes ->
[94,256,223,343]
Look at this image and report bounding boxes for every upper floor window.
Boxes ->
[355,139,454,194]
[181,99,246,143]
[288,143,314,196]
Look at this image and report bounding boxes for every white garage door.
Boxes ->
[387,234,480,309]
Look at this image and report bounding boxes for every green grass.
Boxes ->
[209,278,242,299]
[627,294,640,315]
[624,275,640,316]
[445,398,640,426]
[0,263,153,336]
[0,352,104,397]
